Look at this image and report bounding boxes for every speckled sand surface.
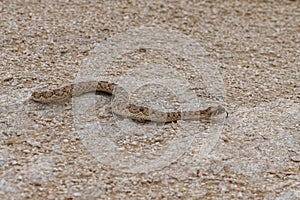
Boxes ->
[0,0,299,199]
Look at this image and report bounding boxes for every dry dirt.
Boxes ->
[0,0,299,199]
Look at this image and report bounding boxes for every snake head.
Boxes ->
[31,90,54,102]
[31,91,42,100]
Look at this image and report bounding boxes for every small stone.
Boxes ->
[290,155,300,162]
[73,192,81,197]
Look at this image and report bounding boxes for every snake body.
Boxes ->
[31,81,226,122]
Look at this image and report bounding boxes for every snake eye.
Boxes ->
[140,106,150,116]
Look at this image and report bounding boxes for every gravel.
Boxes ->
[0,0,299,199]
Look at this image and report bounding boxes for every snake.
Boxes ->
[31,81,227,122]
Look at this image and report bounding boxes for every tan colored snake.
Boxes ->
[31,81,227,122]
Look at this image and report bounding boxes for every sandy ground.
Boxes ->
[0,0,299,199]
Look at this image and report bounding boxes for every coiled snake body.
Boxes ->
[31,81,227,122]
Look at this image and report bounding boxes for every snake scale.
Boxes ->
[31,81,227,122]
